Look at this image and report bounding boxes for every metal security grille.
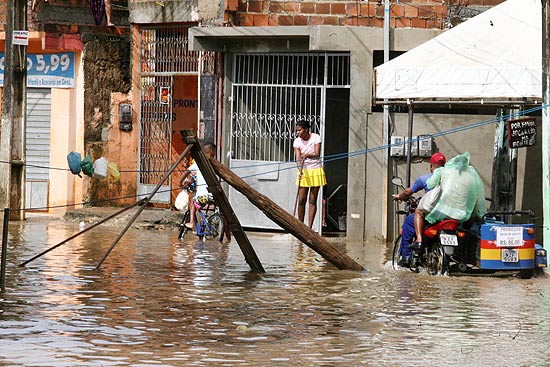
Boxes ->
[231,53,349,162]
[229,52,350,230]
[139,75,172,187]
[138,26,214,202]
[140,27,215,75]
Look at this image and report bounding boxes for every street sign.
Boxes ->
[12,30,28,46]
[506,117,536,148]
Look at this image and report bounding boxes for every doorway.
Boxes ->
[228,52,350,232]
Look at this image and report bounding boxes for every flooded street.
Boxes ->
[1,218,549,367]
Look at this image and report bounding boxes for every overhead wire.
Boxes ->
[4,104,545,212]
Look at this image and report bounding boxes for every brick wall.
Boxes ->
[228,0,506,29]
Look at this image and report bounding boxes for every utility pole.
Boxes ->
[543,0,550,249]
[0,0,27,220]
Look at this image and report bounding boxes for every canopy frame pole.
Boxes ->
[405,100,414,188]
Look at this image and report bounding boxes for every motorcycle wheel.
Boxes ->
[427,243,448,276]
[391,235,402,270]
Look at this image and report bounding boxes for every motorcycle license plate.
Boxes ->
[502,249,519,263]
[440,233,458,247]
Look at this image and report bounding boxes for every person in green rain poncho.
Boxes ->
[411,152,487,248]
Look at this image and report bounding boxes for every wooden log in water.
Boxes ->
[209,159,365,272]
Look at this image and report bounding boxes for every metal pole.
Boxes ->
[383,0,394,239]
[405,101,414,188]
[542,0,550,249]
[1,208,9,291]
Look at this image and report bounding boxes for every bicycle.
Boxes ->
[178,197,225,241]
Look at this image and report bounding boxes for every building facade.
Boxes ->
[5,0,525,252]
[0,0,132,214]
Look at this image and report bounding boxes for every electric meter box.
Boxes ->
[119,103,133,131]
[404,136,419,157]
[418,135,433,157]
[390,136,404,157]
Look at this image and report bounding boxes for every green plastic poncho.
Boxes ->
[425,152,486,223]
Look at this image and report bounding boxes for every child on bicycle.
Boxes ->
[180,143,217,230]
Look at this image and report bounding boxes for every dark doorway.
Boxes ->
[323,88,349,233]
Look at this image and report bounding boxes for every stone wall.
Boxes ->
[83,35,133,206]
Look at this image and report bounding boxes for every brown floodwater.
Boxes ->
[0,217,549,366]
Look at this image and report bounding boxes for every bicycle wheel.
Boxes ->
[391,235,402,270]
[178,211,191,239]
[204,213,223,240]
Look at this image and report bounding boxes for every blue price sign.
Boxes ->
[0,52,75,88]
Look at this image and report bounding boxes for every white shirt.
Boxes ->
[188,162,209,197]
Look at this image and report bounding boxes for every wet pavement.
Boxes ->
[0,211,549,366]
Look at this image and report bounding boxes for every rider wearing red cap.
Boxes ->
[430,152,446,166]
[393,152,447,266]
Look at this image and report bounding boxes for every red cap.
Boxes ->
[430,152,446,166]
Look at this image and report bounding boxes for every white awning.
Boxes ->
[374,0,541,101]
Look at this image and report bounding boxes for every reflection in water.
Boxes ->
[0,220,549,366]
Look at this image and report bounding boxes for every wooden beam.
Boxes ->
[208,153,365,272]
[181,131,265,273]
[0,0,27,220]
[96,144,194,269]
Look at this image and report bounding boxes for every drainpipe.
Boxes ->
[542,0,550,249]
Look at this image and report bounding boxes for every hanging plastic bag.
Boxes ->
[80,156,94,177]
[175,190,189,211]
[93,157,108,179]
[67,152,82,177]
[107,162,120,183]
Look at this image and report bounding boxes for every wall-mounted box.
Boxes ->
[404,136,419,157]
[418,135,433,157]
[390,136,404,157]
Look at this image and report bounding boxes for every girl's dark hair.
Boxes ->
[296,120,310,129]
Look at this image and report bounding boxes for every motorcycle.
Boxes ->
[391,176,547,277]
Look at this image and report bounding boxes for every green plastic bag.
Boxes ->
[425,152,486,223]
[80,156,94,177]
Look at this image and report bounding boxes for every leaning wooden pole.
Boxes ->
[19,198,148,267]
[181,131,265,273]
[96,144,194,269]
[209,159,365,272]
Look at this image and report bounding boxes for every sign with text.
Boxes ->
[13,30,29,46]
[506,117,536,148]
[0,52,75,88]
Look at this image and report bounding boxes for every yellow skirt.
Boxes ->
[296,167,327,187]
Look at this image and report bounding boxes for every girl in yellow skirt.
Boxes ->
[293,120,327,228]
